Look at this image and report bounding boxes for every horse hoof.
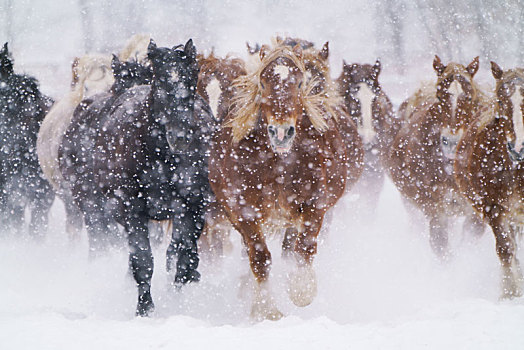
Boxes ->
[136,294,155,317]
[250,303,284,322]
[288,266,317,307]
[174,269,201,287]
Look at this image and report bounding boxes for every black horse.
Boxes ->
[60,39,217,316]
[60,54,154,249]
[0,42,54,237]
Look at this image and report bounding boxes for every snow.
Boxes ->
[2,0,524,348]
[1,179,524,349]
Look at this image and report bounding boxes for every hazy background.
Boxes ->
[1,0,522,100]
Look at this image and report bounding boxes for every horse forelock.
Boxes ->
[227,44,341,143]
[438,63,487,104]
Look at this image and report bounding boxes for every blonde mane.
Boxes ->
[227,43,342,143]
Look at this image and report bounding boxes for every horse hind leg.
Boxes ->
[65,200,84,241]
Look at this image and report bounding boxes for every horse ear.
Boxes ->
[320,42,329,61]
[433,55,445,76]
[259,45,270,61]
[246,42,260,55]
[292,44,303,59]
[147,39,157,60]
[467,56,479,77]
[111,54,120,72]
[184,39,197,61]
[1,42,7,55]
[373,59,381,77]
[491,61,503,80]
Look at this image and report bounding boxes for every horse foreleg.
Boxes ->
[126,214,155,316]
[65,200,84,241]
[287,209,322,308]
[28,191,54,239]
[166,207,203,286]
[489,212,523,299]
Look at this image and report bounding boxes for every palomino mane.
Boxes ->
[227,43,342,143]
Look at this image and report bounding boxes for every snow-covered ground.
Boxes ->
[1,179,524,349]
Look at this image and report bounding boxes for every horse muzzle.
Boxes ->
[268,124,296,154]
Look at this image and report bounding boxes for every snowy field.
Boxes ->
[1,179,524,349]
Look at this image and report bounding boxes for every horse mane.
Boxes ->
[400,82,437,119]
[197,52,246,74]
[227,43,341,143]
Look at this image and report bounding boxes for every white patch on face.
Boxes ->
[170,69,179,82]
[355,82,376,144]
[511,87,524,153]
[440,127,463,160]
[274,65,289,82]
[448,80,463,118]
[205,77,222,119]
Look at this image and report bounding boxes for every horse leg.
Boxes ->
[166,206,203,286]
[125,214,155,316]
[65,200,84,241]
[236,220,282,321]
[429,214,451,261]
[81,198,114,255]
[488,211,523,299]
[282,227,298,259]
[287,208,322,308]
[28,189,54,239]
[462,211,485,240]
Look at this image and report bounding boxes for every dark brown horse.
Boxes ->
[388,56,487,259]
[337,60,399,215]
[455,62,524,298]
[209,43,363,320]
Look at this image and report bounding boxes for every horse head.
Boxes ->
[110,54,152,95]
[0,42,14,80]
[433,55,480,160]
[258,44,306,154]
[71,54,114,98]
[339,60,382,145]
[491,62,524,162]
[147,39,199,152]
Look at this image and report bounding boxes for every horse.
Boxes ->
[0,42,55,237]
[201,38,338,259]
[37,36,150,239]
[209,42,363,320]
[195,52,247,256]
[336,60,400,216]
[59,54,153,250]
[454,62,524,298]
[387,55,487,260]
[59,39,217,316]
[37,54,114,238]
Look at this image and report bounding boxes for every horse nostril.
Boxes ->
[268,125,276,137]
[287,126,295,138]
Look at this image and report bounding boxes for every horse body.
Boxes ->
[60,40,216,316]
[455,63,524,298]
[337,60,399,215]
[0,42,55,237]
[209,43,362,320]
[388,56,486,259]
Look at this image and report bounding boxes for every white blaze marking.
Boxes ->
[356,82,376,144]
[449,80,463,118]
[274,65,289,81]
[205,77,221,119]
[170,70,179,82]
[511,87,524,153]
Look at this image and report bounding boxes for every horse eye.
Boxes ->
[441,137,449,145]
[298,81,303,89]
[260,82,265,89]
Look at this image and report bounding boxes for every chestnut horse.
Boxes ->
[455,63,524,298]
[337,60,399,215]
[209,43,362,320]
[388,56,487,259]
